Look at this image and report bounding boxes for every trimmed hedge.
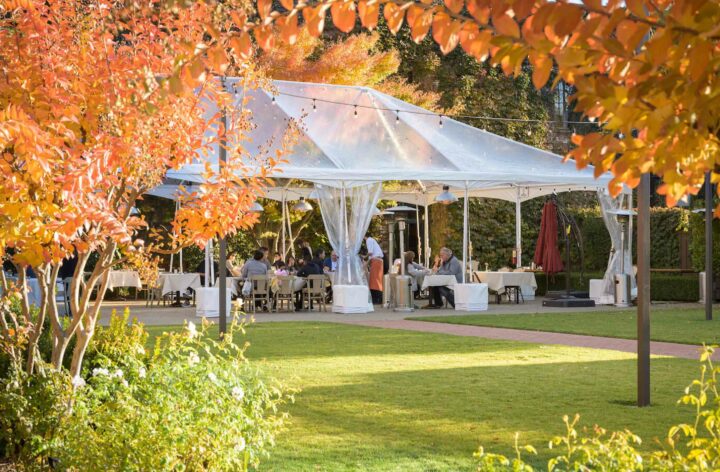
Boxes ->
[689,212,720,274]
[534,271,699,302]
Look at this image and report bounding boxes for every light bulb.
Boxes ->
[271,96,276,105]
[439,115,443,128]
[354,105,358,118]
[395,111,400,125]
[313,99,317,112]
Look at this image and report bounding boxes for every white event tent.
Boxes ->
[155,79,632,313]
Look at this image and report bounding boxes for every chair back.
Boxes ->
[306,274,326,295]
[250,275,269,295]
[275,276,295,295]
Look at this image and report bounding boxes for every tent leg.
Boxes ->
[462,183,469,284]
[515,188,522,269]
[281,192,287,259]
[416,205,421,263]
[424,204,430,268]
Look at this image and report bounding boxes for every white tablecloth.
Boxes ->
[214,277,244,297]
[159,273,202,295]
[473,271,537,299]
[454,283,489,311]
[421,274,458,290]
[106,270,142,290]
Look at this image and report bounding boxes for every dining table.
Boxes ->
[158,272,202,306]
[421,274,458,290]
[473,271,538,299]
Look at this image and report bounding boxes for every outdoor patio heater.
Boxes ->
[386,205,416,312]
[609,209,635,308]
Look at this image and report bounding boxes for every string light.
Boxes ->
[312,99,317,112]
[273,90,598,126]
[439,115,444,128]
[271,96,276,105]
[395,110,400,125]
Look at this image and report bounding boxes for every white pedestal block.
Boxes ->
[332,285,373,314]
[454,283,488,311]
[589,279,614,305]
[196,287,232,318]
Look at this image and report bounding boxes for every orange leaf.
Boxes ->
[689,41,711,82]
[444,0,463,15]
[384,3,405,34]
[331,2,357,33]
[492,13,519,38]
[407,5,433,43]
[230,33,253,61]
[230,11,247,28]
[280,0,294,10]
[257,0,272,19]
[432,12,462,54]
[466,0,490,24]
[276,15,299,44]
[358,0,379,29]
[207,44,229,73]
[552,4,583,37]
[459,23,491,61]
[529,51,552,88]
[255,24,275,50]
[303,5,328,37]
[625,0,646,18]
[511,0,535,20]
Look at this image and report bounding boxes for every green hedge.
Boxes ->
[689,213,720,274]
[534,271,699,302]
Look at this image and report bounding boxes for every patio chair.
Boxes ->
[303,274,327,312]
[273,276,296,312]
[244,275,270,313]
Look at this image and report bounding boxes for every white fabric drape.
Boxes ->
[315,182,382,286]
[598,190,636,297]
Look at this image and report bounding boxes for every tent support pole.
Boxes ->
[515,188,522,269]
[462,183,469,284]
[281,191,287,259]
[178,201,183,272]
[204,241,210,288]
[424,204,430,268]
[286,200,295,258]
[416,205,421,263]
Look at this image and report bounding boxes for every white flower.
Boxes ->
[234,437,246,452]
[72,375,86,388]
[112,369,124,378]
[121,379,129,388]
[92,367,110,377]
[186,321,197,339]
[136,345,145,355]
[188,352,200,366]
[231,386,245,402]
[207,372,218,383]
[138,367,146,379]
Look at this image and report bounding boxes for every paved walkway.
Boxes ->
[342,319,708,360]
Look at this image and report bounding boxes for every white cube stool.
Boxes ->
[332,285,373,314]
[196,287,232,318]
[454,283,489,311]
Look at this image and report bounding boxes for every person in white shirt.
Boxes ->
[364,235,384,304]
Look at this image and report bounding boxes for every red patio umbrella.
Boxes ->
[534,200,564,275]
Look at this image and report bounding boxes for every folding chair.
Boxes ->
[303,275,327,312]
[273,276,296,312]
[244,275,270,313]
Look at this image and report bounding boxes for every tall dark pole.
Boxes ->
[218,79,228,337]
[706,171,714,321]
[637,173,651,407]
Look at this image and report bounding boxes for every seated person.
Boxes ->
[286,256,298,273]
[241,250,269,279]
[295,251,325,309]
[274,261,289,276]
[404,251,430,298]
[425,247,462,309]
[272,253,285,269]
[225,252,243,277]
[323,250,339,272]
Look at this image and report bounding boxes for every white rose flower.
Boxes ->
[186,321,197,339]
[188,352,200,366]
[234,437,246,452]
[112,369,124,378]
[138,366,146,378]
[92,367,110,377]
[231,386,245,401]
[72,375,86,388]
[207,372,218,383]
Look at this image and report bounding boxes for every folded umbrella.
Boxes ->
[534,200,564,275]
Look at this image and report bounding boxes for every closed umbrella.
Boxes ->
[534,200,564,275]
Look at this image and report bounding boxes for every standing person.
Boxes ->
[364,234,384,304]
[425,247,462,309]
[299,240,313,263]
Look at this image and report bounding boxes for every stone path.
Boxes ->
[342,319,708,360]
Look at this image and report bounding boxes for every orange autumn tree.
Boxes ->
[252,0,720,211]
[0,0,296,376]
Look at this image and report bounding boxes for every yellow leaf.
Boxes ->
[530,52,552,89]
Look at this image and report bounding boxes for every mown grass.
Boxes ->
[147,321,700,471]
[411,307,720,346]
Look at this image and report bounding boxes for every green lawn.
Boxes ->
[148,321,700,471]
[411,307,720,346]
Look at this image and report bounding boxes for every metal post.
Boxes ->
[637,173,651,407]
[515,188,522,268]
[462,183,469,284]
[415,205,421,262]
[218,79,228,337]
[706,171,713,321]
[204,241,211,288]
[424,204,430,268]
[281,192,287,259]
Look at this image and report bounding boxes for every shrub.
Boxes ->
[475,346,720,471]
[57,312,293,471]
[689,212,720,274]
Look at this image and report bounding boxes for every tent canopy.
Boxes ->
[167,79,615,199]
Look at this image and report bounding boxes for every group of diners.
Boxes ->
[392,247,463,309]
